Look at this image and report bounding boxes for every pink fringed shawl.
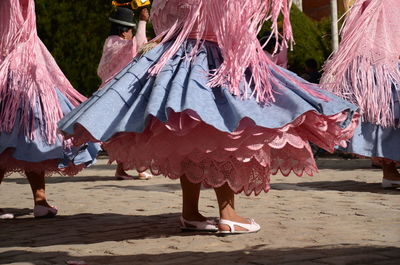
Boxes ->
[150,0,325,103]
[97,36,138,87]
[97,21,148,87]
[321,0,400,127]
[268,45,289,69]
[0,0,85,144]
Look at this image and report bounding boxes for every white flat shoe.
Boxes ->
[33,205,58,218]
[382,178,400,189]
[180,216,218,232]
[218,218,261,234]
[0,209,14,219]
[137,171,153,180]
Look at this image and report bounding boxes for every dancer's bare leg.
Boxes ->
[116,163,151,180]
[115,163,132,178]
[0,170,6,211]
[26,171,51,207]
[382,161,400,181]
[180,175,207,221]
[0,169,4,184]
[0,169,14,219]
[214,183,250,232]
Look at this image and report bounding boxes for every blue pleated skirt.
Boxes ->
[0,88,100,176]
[343,85,400,162]
[59,40,358,195]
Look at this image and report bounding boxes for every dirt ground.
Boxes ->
[1,157,399,265]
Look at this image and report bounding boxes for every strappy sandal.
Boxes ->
[33,205,58,218]
[382,178,400,189]
[0,209,14,219]
[218,218,260,234]
[180,216,218,232]
[137,171,153,180]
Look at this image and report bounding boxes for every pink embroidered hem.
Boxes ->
[0,149,85,177]
[69,109,359,195]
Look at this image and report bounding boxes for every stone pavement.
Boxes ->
[0,157,399,265]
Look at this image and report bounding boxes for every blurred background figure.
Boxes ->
[0,0,99,219]
[302,58,321,84]
[97,4,152,180]
[59,0,359,234]
[259,32,288,69]
[321,0,400,189]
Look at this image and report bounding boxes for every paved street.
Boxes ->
[1,157,399,265]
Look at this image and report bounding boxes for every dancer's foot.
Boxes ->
[180,216,218,232]
[218,218,260,234]
[137,171,152,180]
[0,208,14,219]
[115,163,134,180]
[180,211,218,231]
[382,173,400,181]
[382,162,400,181]
[33,205,58,218]
[182,211,209,222]
[214,183,261,233]
[382,162,400,188]
[218,212,255,232]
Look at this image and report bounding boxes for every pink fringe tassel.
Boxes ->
[321,0,400,127]
[149,1,204,75]
[0,0,86,144]
[150,0,327,103]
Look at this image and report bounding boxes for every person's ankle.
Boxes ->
[34,200,51,207]
[383,175,400,181]
[220,211,250,224]
[116,170,128,176]
[382,167,400,180]
[182,211,206,221]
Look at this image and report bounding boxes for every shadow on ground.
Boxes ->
[84,183,181,193]
[315,158,378,170]
[0,212,204,248]
[0,245,399,265]
[2,175,156,184]
[271,180,400,194]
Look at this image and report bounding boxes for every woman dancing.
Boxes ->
[0,0,99,219]
[321,0,400,188]
[59,0,359,233]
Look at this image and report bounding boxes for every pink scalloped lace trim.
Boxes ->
[67,109,359,195]
[0,148,85,177]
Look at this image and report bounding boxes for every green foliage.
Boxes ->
[315,16,334,56]
[36,1,155,96]
[288,5,332,73]
[259,5,332,74]
[36,0,111,96]
[35,2,331,95]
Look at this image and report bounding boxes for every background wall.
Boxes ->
[302,0,346,20]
